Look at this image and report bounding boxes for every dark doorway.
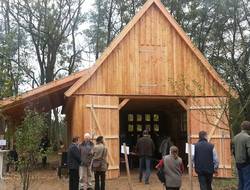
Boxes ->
[119,98,187,170]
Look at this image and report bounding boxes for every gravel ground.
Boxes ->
[0,169,201,190]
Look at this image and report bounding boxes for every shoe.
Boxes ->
[145,181,149,185]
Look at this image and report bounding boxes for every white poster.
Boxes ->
[121,145,130,155]
[0,140,6,146]
[185,143,195,156]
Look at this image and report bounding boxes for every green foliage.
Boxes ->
[15,110,47,190]
[214,178,237,190]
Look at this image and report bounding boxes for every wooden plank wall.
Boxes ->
[83,95,120,179]
[189,97,232,177]
[70,96,84,140]
[75,4,226,97]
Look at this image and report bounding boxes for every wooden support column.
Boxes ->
[177,99,193,190]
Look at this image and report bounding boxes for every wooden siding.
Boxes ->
[189,97,232,177]
[70,96,84,140]
[75,4,227,97]
[75,95,120,179]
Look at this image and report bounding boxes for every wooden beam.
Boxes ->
[190,106,223,110]
[177,99,193,190]
[207,109,225,142]
[177,99,188,110]
[191,134,230,139]
[118,99,130,110]
[91,135,119,139]
[86,104,118,109]
[89,105,116,167]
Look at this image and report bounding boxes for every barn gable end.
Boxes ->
[65,0,236,98]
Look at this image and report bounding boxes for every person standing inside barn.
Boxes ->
[193,131,219,190]
[79,133,94,190]
[159,136,173,157]
[136,129,155,184]
[232,121,250,190]
[68,136,81,190]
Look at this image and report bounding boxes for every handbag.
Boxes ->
[92,148,105,171]
[156,167,165,184]
[92,159,102,171]
[156,159,165,184]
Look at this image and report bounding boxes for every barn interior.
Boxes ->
[119,98,188,170]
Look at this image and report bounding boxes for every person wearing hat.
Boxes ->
[232,121,250,190]
[136,130,155,184]
[79,133,94,190]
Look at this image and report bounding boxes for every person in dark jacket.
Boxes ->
[136,130,155,184]
[68,136,81,190]
[193,131,219,190]
[39,133,50,168]
[232,121,250,190]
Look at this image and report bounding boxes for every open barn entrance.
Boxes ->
[119,98,188,171]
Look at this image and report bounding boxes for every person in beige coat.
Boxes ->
[92,136,108,190]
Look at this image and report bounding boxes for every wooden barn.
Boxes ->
[0,0,236,179]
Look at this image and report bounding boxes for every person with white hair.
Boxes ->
[79,133,94,190]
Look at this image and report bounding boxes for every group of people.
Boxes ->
[66,120,250,190]
[67,133,108,190]
[136,129,219,190]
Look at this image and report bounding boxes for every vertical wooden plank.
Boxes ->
[134,22,140,94]
[151,5,158,46]
[170,28,177,95]
[139,14,146,46]
[145,7,152,45]
[129,26,136,94]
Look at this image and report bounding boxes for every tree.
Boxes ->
[0,0,27,97]
[9,0,85,85]
[15,110,47,190]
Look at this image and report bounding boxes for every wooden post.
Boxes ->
[123,143,133,190]
[187,107,193,190]
[177,99,193,190]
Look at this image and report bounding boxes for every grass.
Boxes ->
[214,178,238,190]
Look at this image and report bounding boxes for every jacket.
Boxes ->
[67,143,81,170]
[93,143,108,171]
[163,155,184,188]
[136,135,155,157]
[232,130,250,164]
[194,139,217,174]
[79,140,94,166]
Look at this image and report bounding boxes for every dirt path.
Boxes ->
[0,169,201,190]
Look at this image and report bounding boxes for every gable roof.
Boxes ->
[65,0,237,98]
[0,68,91,118]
